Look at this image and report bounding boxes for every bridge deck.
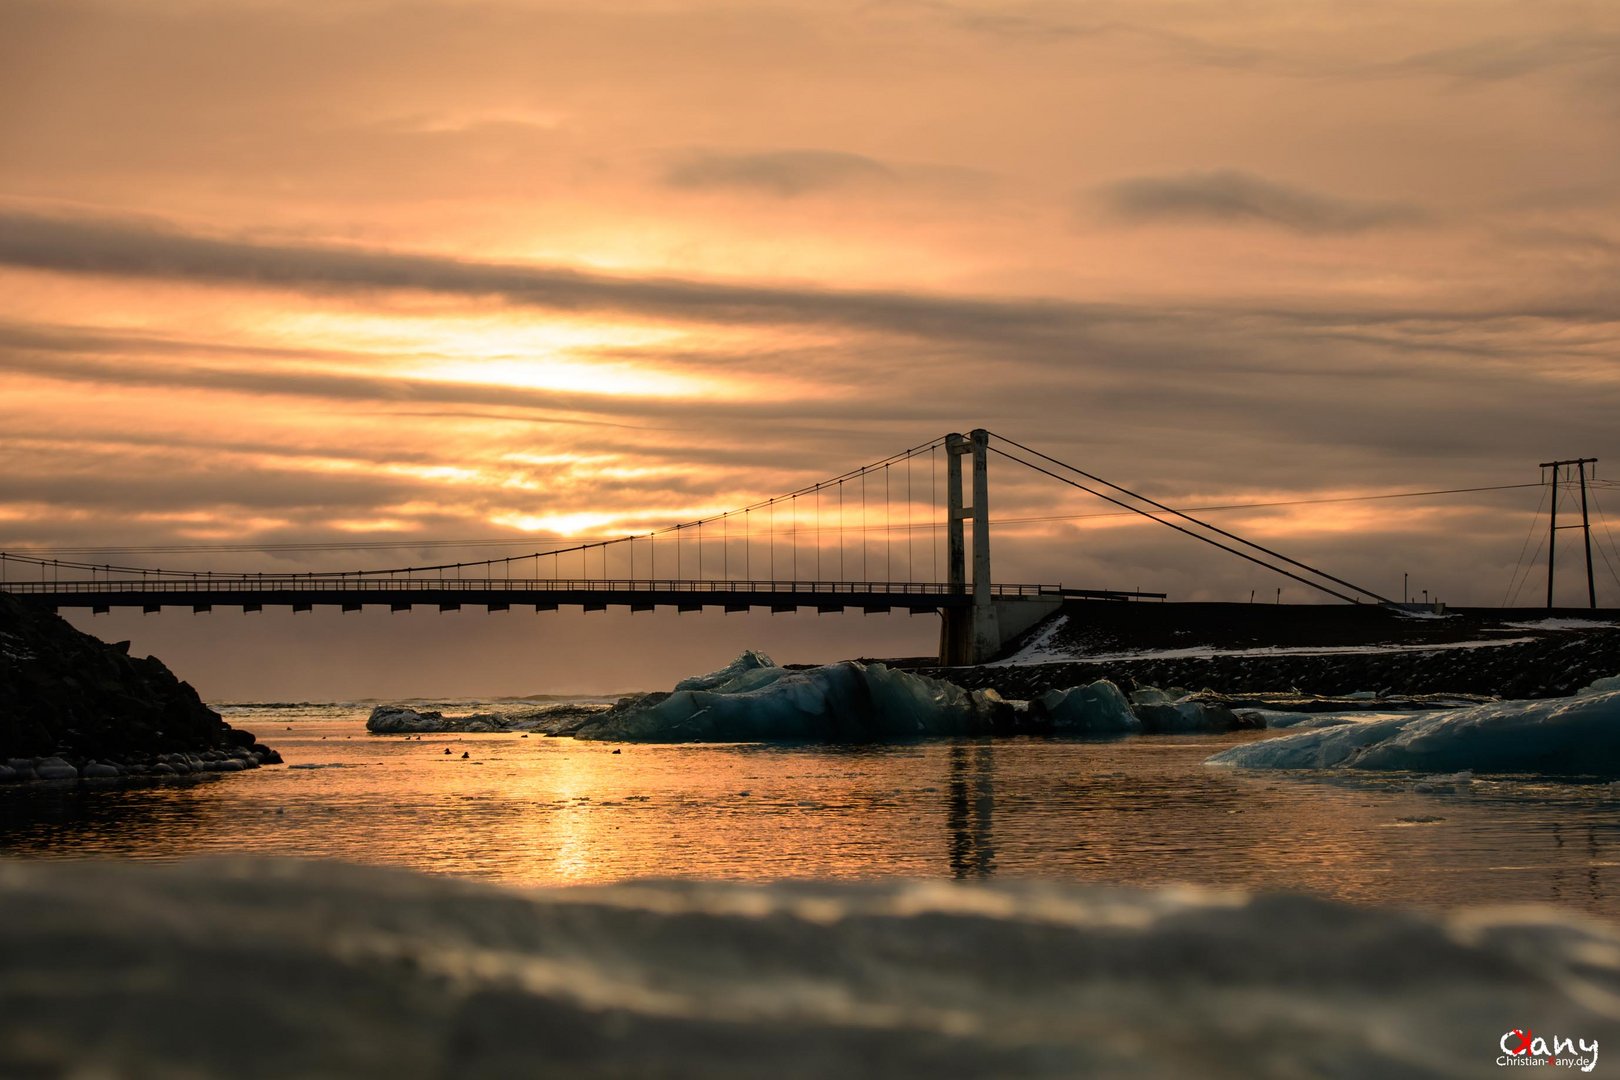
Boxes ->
[0,577,1158,614]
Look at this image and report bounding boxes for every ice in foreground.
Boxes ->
[1209,682,1620,775]
[0,858,1614,1078]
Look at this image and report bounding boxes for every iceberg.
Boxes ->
[573,656,1011,742]
[1209,686,1620,776]
[366,703,607,735]
[367,705,505,733]
[1032,681,1141,734]
[568,655,1273,744]
[672,648,780,693]
[1254,711,1360,731]
[1126,687,1253,732]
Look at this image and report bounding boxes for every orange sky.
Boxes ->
[2,0,1619,695]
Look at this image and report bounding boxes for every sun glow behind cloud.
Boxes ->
[0,0,1616,627]
[268,312,734,399]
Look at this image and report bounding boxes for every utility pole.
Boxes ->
[1539,457,1598,609]
[1581,460,1597,609]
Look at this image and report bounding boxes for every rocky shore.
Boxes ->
[911,602,1620,701]
[0,594,279,786]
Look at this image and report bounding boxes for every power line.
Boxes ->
[1589,490,1620,592]
[1500,483,1549,607]
[1508,527,1549,607]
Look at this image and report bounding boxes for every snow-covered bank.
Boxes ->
[1209,680,1620,776]
[2,857,1615,1078]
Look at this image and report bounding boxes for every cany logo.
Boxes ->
[1498,1028,1599,1072]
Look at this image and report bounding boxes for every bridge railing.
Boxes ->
[0,576,1062,598]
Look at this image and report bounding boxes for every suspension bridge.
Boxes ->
[1,429,1403,664]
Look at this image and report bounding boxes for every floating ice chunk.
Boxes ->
[1256,711,1360,730]
[367,706,503,733]
[1034,680,1141,734]
[1209,688,1620,775]
[574,658,1007,742]
[1123,686,1249,732]
[1580,673,1620,695]
[1134,696,1247,733]
[366,704,605,735]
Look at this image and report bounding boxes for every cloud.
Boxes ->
[1375,35,1620,82]
[1095,170,1430,234]
[662,149,895,197]
[0,209,1090,342]
[0,326,956,428]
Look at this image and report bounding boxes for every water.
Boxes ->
[4,699,1620,915]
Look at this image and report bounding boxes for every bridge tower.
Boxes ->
[939,430,1004,664]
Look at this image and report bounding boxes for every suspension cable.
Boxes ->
[987,443,1362,604]
[989,431,1390,604]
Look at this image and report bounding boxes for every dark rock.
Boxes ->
[0,594,278,782]
[910,603,1620,702]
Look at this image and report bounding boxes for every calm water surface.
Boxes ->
[4,700,1620,915]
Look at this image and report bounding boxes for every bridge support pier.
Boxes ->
[937,429,1042,665]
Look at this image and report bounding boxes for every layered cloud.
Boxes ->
[3,0,1620,692]
[662,149,896,197]
[1095,171,1429,234]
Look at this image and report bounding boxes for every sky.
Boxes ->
[3,0,1619,698]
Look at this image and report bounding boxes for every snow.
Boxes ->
[1504,618,1620,631]
[1071,637,1536,662]
[974,610,1583,670]
[3,857,1618,1078]
[992,622,1540,667]
[1392,607,1453,620]
[573,655,1008,742]
[1208,685,1620,776]
[986,615,1070,666]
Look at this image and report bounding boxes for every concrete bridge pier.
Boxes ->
[938,430,1060,665]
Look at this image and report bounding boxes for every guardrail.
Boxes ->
[0,577,1066,598]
